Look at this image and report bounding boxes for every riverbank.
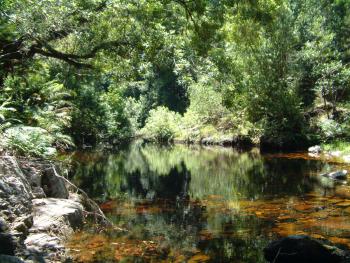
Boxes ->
[308,143,350,164]
[0,156,108,262]
[173,134,255,149]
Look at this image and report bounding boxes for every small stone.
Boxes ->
[308,145,322,153]
[0,218,9,232]
[321,170,348,181]
[32,186,46,199]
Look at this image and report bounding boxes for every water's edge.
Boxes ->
[0,156,107,262]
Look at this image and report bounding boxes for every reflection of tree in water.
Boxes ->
[105,144,325,201]
[119,162,190,199]
[66,143,332,262]
[68,143,328,202]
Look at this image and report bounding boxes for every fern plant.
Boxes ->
[0,100,20,131]
[1,74,75,155]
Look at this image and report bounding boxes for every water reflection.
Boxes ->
[65,142,350,262]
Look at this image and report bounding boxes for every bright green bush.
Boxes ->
[141,106,181,143]
[318,118,345,142]
[100,88,132,142]
[187,83,228,124]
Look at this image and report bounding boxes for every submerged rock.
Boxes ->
[323,170,348,181]
[264,235,346,263]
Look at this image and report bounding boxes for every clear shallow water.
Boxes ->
[64,142,350,263]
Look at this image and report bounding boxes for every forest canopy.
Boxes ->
[1,0,350,156]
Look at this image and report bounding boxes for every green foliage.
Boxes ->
[100,87,132,141]
[322,140,350,155]
[2,0,350,153]
[319,119,344,141]
[186,83,228,124]
[0,67,74,157]
[0,100,18,131]
[141,106,181,143]
[70,85,107,145]
[1,126,56,157]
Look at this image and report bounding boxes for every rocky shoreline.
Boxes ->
[308,145,350,163]
[0,156,108,263]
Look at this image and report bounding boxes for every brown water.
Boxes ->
[63,142,350,263]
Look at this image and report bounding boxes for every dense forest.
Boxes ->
[1,0,350,157]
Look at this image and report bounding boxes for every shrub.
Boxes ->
[319,118,345,142]
[187,83,228,124]
[141,106,181,143]
[1,126,57,157]
[100,88,132,142]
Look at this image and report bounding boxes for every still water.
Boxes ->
[64,142,350,263]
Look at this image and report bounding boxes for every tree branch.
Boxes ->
[1,38,130,69]
[29,40,130,68]
[34,48,93,68]
[40,40,129,60]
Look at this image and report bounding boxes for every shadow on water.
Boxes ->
[63,142,350,262]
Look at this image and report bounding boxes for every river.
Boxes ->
[63,142,350,262]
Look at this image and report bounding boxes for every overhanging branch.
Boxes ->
[40,40,130,60]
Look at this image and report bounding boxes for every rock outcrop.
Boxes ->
[0,156,108,262]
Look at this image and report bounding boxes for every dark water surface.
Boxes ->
[64,142,350,263]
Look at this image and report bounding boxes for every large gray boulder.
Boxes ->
[0,157,34,258]
[0,156,107,262]
[29,198,83,233]
[41,169,69,199]
[24,198,83,262]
